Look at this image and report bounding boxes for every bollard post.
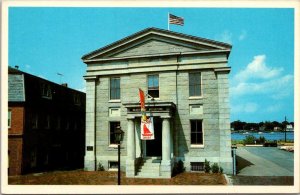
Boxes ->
[231,145,237,175]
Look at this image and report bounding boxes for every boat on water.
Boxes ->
[242,132,249,135]
[258,132,263,134]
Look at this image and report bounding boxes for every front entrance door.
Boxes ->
[146,117,162,157]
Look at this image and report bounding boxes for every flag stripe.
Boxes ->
[169,14,184,26]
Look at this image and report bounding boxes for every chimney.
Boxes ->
[61,83,68,87]
[15,65,19,69]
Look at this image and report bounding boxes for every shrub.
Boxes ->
[97,162,105,171]
[243,135,256,145]
[211,163,219,173]
[172,159,185,176]
[256,136,266,144]
[204,159,211,173]
[220,167,223,174]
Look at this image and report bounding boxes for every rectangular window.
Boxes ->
[56,116,61,130]
[189,72,201,97]
[148,75,159,98]
[65,119,70,130]
[31,113,38,129]
[8,110,12,128]
[191,162,204,172]
[191,120,203,145]
[41,83,52,98]
[73,94,81,105]
[110,122,120,145]
[45,115,50,129]
[30,149,37,168]
[109,161,118,171]
[110,77,120,100]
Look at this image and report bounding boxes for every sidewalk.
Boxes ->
[236,147,293,176]
[228,146,294,185]
[228,175,294,185]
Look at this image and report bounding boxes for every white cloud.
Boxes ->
[25,64,31,69]
[230,74,293,98]
[238,30,247,41]
[230,54,293,119]
[234,55,283,82]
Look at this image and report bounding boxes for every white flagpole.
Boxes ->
[168,12,170,30]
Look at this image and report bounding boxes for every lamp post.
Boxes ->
[115,125,124,185]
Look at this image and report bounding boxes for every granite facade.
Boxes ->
[82,28,233,177]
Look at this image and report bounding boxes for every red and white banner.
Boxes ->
[141,117,154,140]
[138,88,155,140]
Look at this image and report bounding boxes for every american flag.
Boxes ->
[169,14,184,26]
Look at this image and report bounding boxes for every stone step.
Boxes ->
[138,167,160,173]
[144,159,161,163]
[136,172,160,178]
[142,162,161,167]
[139,165,160,170]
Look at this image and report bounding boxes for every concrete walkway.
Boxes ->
[236,147,294,176]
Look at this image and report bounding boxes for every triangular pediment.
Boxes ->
[82,27,231,61]
[112,39,200,58]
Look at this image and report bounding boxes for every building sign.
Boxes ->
[139,88,155,140]
[8,74,25,102]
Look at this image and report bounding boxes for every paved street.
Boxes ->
[236,147,294,176]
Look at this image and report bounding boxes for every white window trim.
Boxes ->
[190,144,205,148]
[108,99,121,103]
[188,96,203,100]
[108,144,118,148]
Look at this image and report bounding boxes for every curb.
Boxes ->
[224,174,233,185]
[245,144,264,147]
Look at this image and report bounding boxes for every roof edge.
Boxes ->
[81,27,232,61]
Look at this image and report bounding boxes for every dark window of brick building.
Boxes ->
[41,83,52,99]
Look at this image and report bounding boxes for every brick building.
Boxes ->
[82,28,232,178]
[8,67,86,175]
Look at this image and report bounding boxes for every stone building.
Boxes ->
[82,27,232,178]
[8,67,85,175]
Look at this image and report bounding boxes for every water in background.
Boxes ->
[231,131,294,141]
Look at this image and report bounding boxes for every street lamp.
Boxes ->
[115,125,124,185]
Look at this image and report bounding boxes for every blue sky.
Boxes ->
[8,7,294,123]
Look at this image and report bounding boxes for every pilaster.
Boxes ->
[84,76,98,171]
